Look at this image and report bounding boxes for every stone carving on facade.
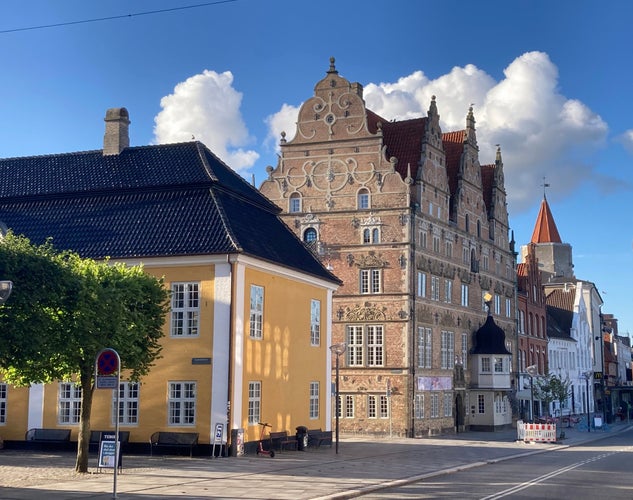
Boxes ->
[356,251,388,269]
[341,302,388,322]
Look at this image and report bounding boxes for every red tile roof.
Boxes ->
[381,117,427,180]
[531,197,562,243]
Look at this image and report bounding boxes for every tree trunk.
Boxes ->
[75,369,95,473]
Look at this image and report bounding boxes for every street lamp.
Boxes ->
[0,280,13,304]
[526,364,538,422]
[329,342,346,454]
[583,370,592,433]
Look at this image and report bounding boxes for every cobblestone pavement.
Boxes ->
[0,424,630,499]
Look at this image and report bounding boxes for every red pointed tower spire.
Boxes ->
[530,196,562,244]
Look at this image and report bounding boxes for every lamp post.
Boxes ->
[526,364,538,422]
[329,342,346,454]
[583,370,592,433]
[0,280,13,304]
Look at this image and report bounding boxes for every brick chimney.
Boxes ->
[103,107,130,155]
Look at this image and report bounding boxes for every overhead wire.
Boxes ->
[0,0,238,34]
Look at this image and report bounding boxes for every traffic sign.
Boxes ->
[97,349,119,375]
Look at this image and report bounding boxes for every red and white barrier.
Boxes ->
[517,420,557,443]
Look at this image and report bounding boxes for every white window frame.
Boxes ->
[339,395,355,418]
[430,393,440,418]
[309,382,319,419]
[346,325,384,367]
[505,298,512,318]
[0,383,7,424]
[441,331,455,370]
[59,382,82,425]
[444,279,452,303]
[357,189,370,209]
[346,325,364,366]
[379,395,389,418]
[168,381,196,426]
[368,395,377,418]
[461,284,469,307]
[289,192,301,213]
[417,271,427,298]
[170,282,200,337]
[443,393,453,417]
[481,357,491,373]
[114,381,139,425]
[367,325,384,367]
[418,326,432,368]
[461,333,468,370]
[249,285,264,339]
[431,276,440,301]
[414,394,424,419]
[310,299,321,346]
[248,381,261,425]
[360,269,381,294]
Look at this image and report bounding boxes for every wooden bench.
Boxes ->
[268,430,298,451]
[150,431,199,457]
[25,428,71,443]
[307,429,333,448]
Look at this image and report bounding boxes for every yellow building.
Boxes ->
[0,108,340,452]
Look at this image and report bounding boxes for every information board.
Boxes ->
[98,440,120,469]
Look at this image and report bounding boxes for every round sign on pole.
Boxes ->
[97,349,119,375]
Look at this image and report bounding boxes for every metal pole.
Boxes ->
[529,377,533,422]
[113,350,121,499]
[335,353,340,454]
[585,377,590,433]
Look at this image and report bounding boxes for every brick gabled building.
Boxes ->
[516,243,549,419]
[260,59,516,436]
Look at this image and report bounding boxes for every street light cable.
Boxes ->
[0,0,238,35]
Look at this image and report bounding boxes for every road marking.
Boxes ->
[480,447,632,499]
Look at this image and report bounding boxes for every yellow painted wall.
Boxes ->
[0,383,29,441]
[239,267,329,442]
[90,264,217,444]
[2,259,333,448]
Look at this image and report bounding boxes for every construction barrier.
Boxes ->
[516,420,557,443]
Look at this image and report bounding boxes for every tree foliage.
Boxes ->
[0,232,170,471]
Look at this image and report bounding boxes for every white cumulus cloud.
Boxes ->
[617,129,633,155]
[153,70,259,172]
[264,51,609,213]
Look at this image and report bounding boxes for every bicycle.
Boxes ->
[256,422,275,458]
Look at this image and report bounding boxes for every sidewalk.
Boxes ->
[1,421,630,500]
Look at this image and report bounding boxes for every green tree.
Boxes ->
[535,373,572,437]
[0,233,170,472]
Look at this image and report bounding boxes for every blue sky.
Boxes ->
[2,1,632,333]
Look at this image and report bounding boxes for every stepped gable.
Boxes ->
[442,130,465,200]
[471,314,512,355]
[481,163,495,214]
[530,196,562,243]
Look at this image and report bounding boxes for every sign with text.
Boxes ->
[98,440,120,469]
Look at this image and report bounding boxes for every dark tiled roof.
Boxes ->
[0,141,339,284]
[545,288,575,339]
[546,305,574,340]
[471,314,512,355]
